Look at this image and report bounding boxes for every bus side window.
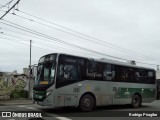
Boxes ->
[114,65,122,81]
[58,65,64,78]
[58,64,80,80]
[119,67,128,81]
[136,70,148,83]
[86,61,102,80]
[103,64,115,81]
[114,66,129,82]
[148,71,155,84]
[127,68,135,82]
[135,71,140,82]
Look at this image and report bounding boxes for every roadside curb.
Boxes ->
[0,100,34,106]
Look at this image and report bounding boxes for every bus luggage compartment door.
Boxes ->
[65,95,78,106]
[54,95,78,107]
[54,95,65,107]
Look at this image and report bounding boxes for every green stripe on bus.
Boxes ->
[116,88,156,98]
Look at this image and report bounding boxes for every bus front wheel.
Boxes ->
[79,94,95,112]
[131,94,141,108]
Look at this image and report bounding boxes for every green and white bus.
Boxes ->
[33,53,156,111]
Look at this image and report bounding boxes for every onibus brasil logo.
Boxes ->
[1,112,42,118]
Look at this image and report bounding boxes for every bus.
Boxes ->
[33,53,156,111]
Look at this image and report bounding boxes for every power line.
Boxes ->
[0,35,102,59]
[2,29,160,64]
[0,36,29,46]
[0,27,98,57]
[0,19,129,61]
[0,9,159,62]
[15,10,160,61]
[1,9,121,50]
[13,13,128,52]
[0,0,14,9]
[0,19,159,67]
[1,35,158,66]
[0,36,54,52]
[0,32,103,58]
[0,0,20,19]
[3,28,159,65]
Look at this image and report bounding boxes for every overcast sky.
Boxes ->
[0,0,160,73]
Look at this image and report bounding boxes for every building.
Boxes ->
[23,68,29,77]
[156,70,160,99]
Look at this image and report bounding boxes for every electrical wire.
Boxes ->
[0,36,55,52]
[0,27,102,58]
[0,0,14,9]
[0,14,159,67]
[16,10,160,61]
[0,19,129,61]
[0,33,102,58]
[0,9,159,62]
[0,32,158,67]
[2,28,159,67]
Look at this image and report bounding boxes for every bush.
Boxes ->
[10,90,28,99]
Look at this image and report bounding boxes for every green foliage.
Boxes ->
[10,90,28,99]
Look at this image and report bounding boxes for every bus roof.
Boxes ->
[94,58,155,70]
[43,53,155,71]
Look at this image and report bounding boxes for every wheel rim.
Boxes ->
[82,98,91,108]
[133,96,139,106]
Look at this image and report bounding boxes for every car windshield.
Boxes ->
[35,55,56,85]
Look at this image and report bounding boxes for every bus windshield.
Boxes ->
[35,55,56,86]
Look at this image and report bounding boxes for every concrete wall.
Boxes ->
[0,74,34,99]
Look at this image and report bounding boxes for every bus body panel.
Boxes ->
[37,80,156,108]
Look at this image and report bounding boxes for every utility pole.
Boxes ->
[0,0,20,19]
[28,40,32,99]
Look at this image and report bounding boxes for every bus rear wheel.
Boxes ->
[79,94,95,112]
[131,94,141,108]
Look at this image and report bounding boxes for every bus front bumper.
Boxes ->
[36,99,54,106]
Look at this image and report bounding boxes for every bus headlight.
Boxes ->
[46,90,52,97]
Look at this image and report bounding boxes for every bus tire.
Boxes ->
[79,94,95,112]
[131,94,141,108]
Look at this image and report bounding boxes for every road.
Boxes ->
[1,100,160,120]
